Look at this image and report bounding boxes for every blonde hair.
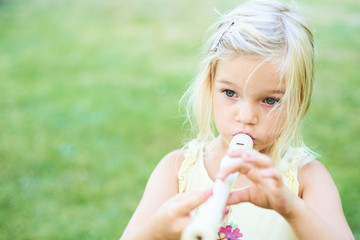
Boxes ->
[182,0,316,165]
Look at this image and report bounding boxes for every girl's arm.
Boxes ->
[217,149,354,240]
[285,160,354,240]
[120,150,212,240]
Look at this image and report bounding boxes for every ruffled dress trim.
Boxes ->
[178,140,205,193]
[279,147,315,194]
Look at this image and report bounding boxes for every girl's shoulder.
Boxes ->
[160,139,205,178]
[298,159,333,198]
[161,139,204,168]
[160,149,187,174]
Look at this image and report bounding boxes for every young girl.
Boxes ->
[121,0,354,239]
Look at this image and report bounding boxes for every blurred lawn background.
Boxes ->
[0,0,359,239]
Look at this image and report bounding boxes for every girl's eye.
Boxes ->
[224,90,236,97]
[264,97,279,105]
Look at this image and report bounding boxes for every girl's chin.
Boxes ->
[253,142,269,153]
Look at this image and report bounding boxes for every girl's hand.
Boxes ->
[216,149,298,218]
[147,190,212,240]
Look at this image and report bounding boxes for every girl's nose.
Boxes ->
[235,101,257,125]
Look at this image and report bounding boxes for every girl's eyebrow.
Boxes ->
[216,79,238,87]
[267,90,285,94]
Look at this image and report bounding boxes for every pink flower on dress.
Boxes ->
[217,224,243,240]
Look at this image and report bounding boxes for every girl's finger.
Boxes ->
[260,168,281,178]
[217,161,267,186]
[228,148,273,168]
[260,168,283,187]
[223,206,230,217]
[226,187,251,205]
[176,189,213,214]
[216,161,252,180]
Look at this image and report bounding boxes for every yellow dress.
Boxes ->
[178,140,314,240]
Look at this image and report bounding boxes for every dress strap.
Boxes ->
[178,140,205,193]
[279,147,315,195]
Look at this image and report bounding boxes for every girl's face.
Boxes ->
[212,56,286,154]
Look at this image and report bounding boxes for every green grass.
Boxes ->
[0,0,359,239]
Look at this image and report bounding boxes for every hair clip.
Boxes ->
[210,21,235,52]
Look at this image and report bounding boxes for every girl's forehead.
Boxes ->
[214,56,285,91]
[216,56,277,76]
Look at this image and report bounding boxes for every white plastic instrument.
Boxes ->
[181,134,253,240]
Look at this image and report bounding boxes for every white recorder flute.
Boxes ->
[181,134,253,240]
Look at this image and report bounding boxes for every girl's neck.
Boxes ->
[207,136,228,158]
[203,137,229,178]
